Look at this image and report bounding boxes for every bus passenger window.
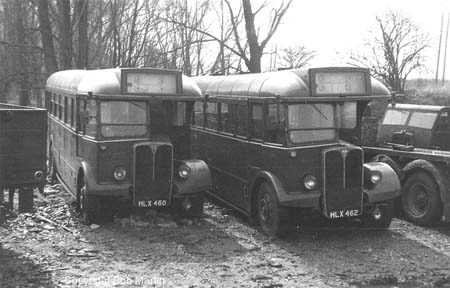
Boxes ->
[52,94,57,116]
[64,97,68,123]
[219,103,233,133]
[266,104,285,144]
[85,100,97,137]
[251,104,263,140]
[58,95,62,119]
[205,102,218,130]
[236,104,248,137]
[193,101,204,127]
[71,98,75,127]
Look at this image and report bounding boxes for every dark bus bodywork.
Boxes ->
[45,68,211,224]
[0,104,47,212]
[192,67,401,236]
[364,103,450,225]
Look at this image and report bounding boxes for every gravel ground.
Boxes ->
[1,185,450,288]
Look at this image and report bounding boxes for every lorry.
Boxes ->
[363,103,450,226]
[0,104,47,212]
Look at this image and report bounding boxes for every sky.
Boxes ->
[264,0,450,79]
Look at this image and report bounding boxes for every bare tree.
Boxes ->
[349,10,428,93]
[75,0,88,69]
[226,0,293,73]
[38,0,58,75]
[57,0,73,69]
[277,45,315,69]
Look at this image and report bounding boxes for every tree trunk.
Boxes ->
[58,0,72,69]
[76,0,88,69]
[38,0,58,75]
[242,0,261,73]
[15,1,30,106]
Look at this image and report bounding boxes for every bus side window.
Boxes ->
[205,102,218,130]
[193,101,204,127]
[219,103,233,133]
[266,103,285,144]
[71,98,75,127]
[64,96,68,123]
[58,95,63,120]
[85,100,97,137]
[52,94,57,116]
[251,104,263,140]
[236,103,248,137]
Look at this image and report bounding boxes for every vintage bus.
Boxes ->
[45,68,211,224]
[191,67,400,236]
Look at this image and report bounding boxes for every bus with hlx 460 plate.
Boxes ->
[191,67,400,237]
[45,68,211,224]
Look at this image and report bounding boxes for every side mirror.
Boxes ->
[79,110,90,127]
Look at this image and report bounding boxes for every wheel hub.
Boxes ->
[259,194,272,224]
[409,184,430,216]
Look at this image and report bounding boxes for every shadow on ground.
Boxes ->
[0,244,56,288]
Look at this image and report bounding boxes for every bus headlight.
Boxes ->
[303,174,317,190]
[113,167,127,181]
[178,165,191,179]
[370,171,382,184]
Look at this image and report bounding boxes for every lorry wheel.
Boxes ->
[402,172,443,226]
[360,199,394,229]
[257,183,290,238]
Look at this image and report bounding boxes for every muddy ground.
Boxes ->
[1,185,450,288]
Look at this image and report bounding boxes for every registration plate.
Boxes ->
[136,200,168,208]
[328,209,360,219]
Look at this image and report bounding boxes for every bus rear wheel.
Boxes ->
[257,183,290,238]
[402,172,442,226]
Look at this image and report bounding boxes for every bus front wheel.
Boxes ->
[257,183,290,238]
[78,177,99,225]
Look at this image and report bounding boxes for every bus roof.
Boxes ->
[45,68,202,99]
[387,103,450,112]
[193,67,390,101]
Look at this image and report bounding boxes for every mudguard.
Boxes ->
[173,159,212,196]
[249,171,320,210]
[79,161,129,197]
[402,159,450,222]
[363,162,401,203]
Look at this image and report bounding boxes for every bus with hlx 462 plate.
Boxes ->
[191,67,400,237]
[45,68,211,224]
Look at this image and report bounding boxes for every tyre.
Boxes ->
[402,172,442,226]
[78,176,99,225]
[360,199,394,229]
[257,183,290,237]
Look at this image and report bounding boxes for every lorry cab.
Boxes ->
[377,104,450,151]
